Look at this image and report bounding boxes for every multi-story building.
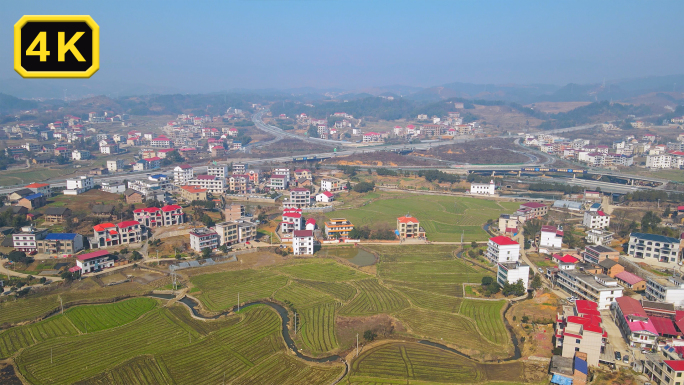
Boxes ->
[224,204,244,221]
[75,250,115,274]
[71,149,90,160]
[324,218,354,239]
[582,245,620,265]
[36,233,84,254]
[232,163,247,174]
[133,205,184,227]
[554,300,606,366]
[582,210,610,229]
[497,262,530,290]
[470,180,495,196]
[272,168,290,181]
[611,296,658,350]
[65,175,94,195]
[128,174,171,198]
[498,214,523,232]
[281,209,303,233]
[643,355,684,385]
[515,202,548,220]
[294,169,312,180]
[614,271,646,291]
[186,175,226,194]
[116,221,143,245]
[485,236,520,263]
[396,215,425,239]
[585,229,614,246]
[179,185,207,201]
[286,188,311,208]
[189,227,219,252]
[293,230,314,255]
[91,221,143,248]
[12,226,48,252]
[150,136,172,148]
[628,232,681,265]
[556,268,623,310]
[24,182,51,197]
[208,164,229,179]
[645,276,684,307]
[540,225,563,249]
[173,164,194,185]
[106,159,125,172]
[268,174,288,190]
[321,178,345,193]
[228,174,250,194]
[213,220,257,246]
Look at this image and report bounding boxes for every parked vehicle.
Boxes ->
[623,355,629,363]
[615,351,621,360]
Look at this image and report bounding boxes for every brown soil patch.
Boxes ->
[336,314,406,353]
[0,362,22,385]
[526,101,592,114]
[180,250,285,278]
[506,293,560,359]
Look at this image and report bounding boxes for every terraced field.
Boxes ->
[191,270,288,311]
[389,285,463,313]
[460,299,508,345]
[297,279,357,301]
[0,313,81,359]
[299,302,340,353]
[348,341,526,384]
[75,355,172,385]
[339,279,409,316]
[274,281,334,309]
[65,297,157,333]
[277,260,367,282]
[233,352,344,385]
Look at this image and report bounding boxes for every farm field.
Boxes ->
[327,193,519,242]
[348,341,530,384]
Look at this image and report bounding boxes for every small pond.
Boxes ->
[322,247,376,267]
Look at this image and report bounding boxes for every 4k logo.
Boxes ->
[14,15,99,78]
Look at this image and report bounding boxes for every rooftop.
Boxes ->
[293,230,314,237]
[44,233,79,241]
[77,250,110,261]
[614,271,644,285]
[630,232,680,244]
[489,236,518,246]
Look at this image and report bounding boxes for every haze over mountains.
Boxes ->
[2,74,684,107]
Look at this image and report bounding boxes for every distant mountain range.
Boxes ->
[2,74,684,112]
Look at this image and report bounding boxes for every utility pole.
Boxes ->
[59,296,63,314]
[238,292,240,312]
[356,333,359,357]
[51,348,53,364]
[294,312,297,335]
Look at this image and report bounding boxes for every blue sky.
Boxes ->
[2,0,683,92]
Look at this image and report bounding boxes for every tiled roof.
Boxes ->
[293,230,313,237]
[614,271,644,285]
[630,232,679,244]
[489,236,517,246]
[397,215,419,224]
[650,316,680,336]
[77,250,109,261]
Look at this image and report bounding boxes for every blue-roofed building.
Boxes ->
[574,356,588,375]
[589,203,602,212]
[36,233,84,255]
[17,192,46,210]
[628,232,681,265]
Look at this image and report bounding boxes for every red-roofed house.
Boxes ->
[650,316,680,338]
[516,202,548,219]
[133,205,184,227]
[305,218,316,231]
[612,296,658,350]
[75,250,114,273]
[315,190,334,203]
[117,221,142,245]
[614,271,646,291]
[485,236,520,263]
[555,300,606,366]
[281,211,303,233]
[293,230,314,255]
[553,254,580,264]
[645,359,684,385]
[25,182,51,197]
[396,215,425,239]
[92,223,119,248]
[540,225,563,249]
[150,136,172,148]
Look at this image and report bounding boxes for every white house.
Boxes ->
[75,250,114,274]
[173,164,194,185]
[316,191,334,203]
[484,236,520,263]
[186,175,225,194]
[497,262,530,290]
[208,164,229,179]
[305,218,316,231]
[645,277,684,307]
[189,227,219,252]
[540,225,563,249]
[65,175,94,195]
[281,210,303,233]
[71,149,90,160]
[628,232,681,265]
[583,210,610,229]
[470,180,495,196]
[293,230,314,255]
[106,159,124,172]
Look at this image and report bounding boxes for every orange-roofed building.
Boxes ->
[25,182,51,197]
[180,185,208,202]
[397,215,425,239]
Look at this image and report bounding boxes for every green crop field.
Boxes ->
[191,270,288,311]
[389,285,463,313]
[277,260,367,282]
[75,355,172,385]
[348,341,526,384]
[327,194,519,241]
[339,279,409,316]
[299,302,340,354]
[297,279,357,301]
[275,281,335,309]
[65,297,157,333]
[460,299,508,345]
[233,352,344,385]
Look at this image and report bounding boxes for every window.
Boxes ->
[575,347,580,352]
[576,339,580,343]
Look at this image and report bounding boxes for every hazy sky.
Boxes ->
[2,0,683,92]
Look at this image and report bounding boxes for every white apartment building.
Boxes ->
[106,159,125,172]
[232,163,247,174]
[321,178,345,193]
[497,262,530,290]
[286,188,311,209]
[628,232,681,265]
[101,182,126,194]
[582,210,610,229]
[189,227,219,252]
[268,175,288,190]
[293,230,314,255]
[71,150,90,160]
[554,300,606,367]
[485,236,520,263]
[643,354,684,385]
[186,175,225,194]
[173,164,194,185]
[646,154,672,169]
[214,220,257,246]
[65,175,94,195]
[585,229,614,246]
[540,225,563,249]
[281,210,303,233]
[470,180,495,196]
[12,226,48,252]
[208,164,229,179]
[556,268,623,310]
[272,168,291,181]
[645,277,684,307]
